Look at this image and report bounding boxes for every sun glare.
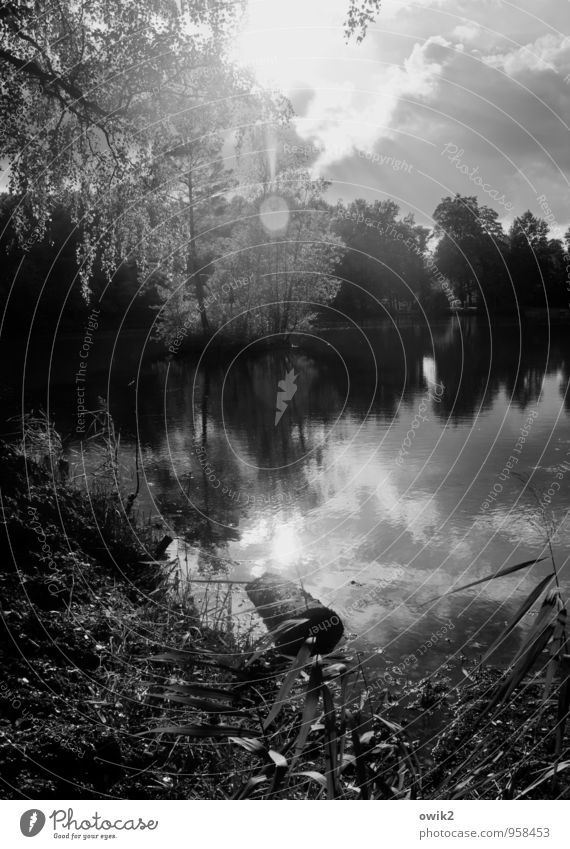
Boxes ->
[229,0,347,92]
[271,523,301,565]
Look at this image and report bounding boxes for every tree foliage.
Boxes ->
[332,198,429,316]
[0,0,245,294]
[508,212,566,309]
[155,138,343,342]
[345,0,383,42]
[432,195,511,310]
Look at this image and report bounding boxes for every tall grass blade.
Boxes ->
[374,714,422,798]
[294,771,327,790]
[424,557,546,604]
[479,623,555,723]
[480,573,555,664]
[263,638,314,730]
[149,650,193,664]
[140,724,261,738]
[348,710,369,799]
[291,662,322,766]
[321,679,340,799]
[269,750,288,796]
[443,597,560,794]
[555,630,570,760]
[517,762,570,798]
[541,607,566,705]
[338,670,350,767]
[229,737,266,754]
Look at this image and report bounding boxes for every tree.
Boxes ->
[147,81,292,341]
[0,195,160,331]
[432,194,509,310]
[155,136,344,343]
[0,1,244,294]
[127,62,246,335]
[508,212,551,308]
[333,198,429,317]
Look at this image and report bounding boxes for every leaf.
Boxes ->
[138,724,260,738]
[149,650,192,664]
[268,750,288,796]
[294,770,328,789]
[501,623,554,705]
[510,588,561,667]
[268,750,288,769]
[423,557,547,604]
[229,737,266,754]
[360,731,375,745]
[339,753,356,772]
[263,638,314,730]
[374,714,404,736]
[322,663,348,680]
[480,573,555,664]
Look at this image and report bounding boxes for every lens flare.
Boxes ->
[259,194,289,234]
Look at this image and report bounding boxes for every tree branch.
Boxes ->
[0,45,108,119]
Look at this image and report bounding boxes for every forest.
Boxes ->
[2,189,570,341]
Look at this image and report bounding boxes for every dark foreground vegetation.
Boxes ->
[1,419,569,800]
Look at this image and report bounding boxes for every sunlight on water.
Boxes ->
[271,521,302,566]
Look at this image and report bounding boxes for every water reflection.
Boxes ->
[5,317,570,679]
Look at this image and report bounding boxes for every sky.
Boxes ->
[231,0,570,236]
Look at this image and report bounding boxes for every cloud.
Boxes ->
[485,33,570,76]
[452,23,480,42]
[297,36,452,168]
[232,0,570,229]
[380,0,449,19]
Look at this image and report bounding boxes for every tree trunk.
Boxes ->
[186,170,210,334]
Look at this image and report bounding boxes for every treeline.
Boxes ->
[2,188,569,338]
[330,193,570,319]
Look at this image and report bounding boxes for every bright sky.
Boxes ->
[231,0,570,234]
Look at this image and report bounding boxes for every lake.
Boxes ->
[4,316,570,684]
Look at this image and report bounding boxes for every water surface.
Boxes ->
[6,317,570,682]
